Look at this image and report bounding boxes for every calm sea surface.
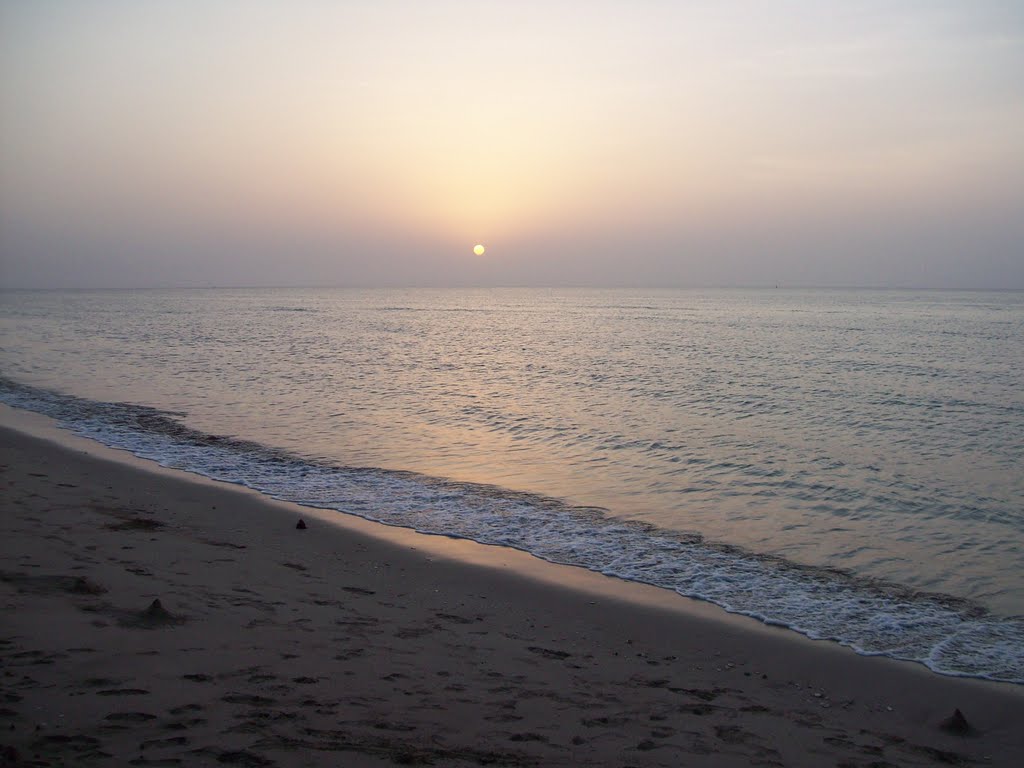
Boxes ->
[2,288,1022,681]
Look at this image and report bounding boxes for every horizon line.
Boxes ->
[2,283,1023,293]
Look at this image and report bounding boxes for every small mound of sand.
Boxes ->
[940,708,973,735]
[120,598,184,629]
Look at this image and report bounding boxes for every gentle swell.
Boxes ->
[2,376,1022,684]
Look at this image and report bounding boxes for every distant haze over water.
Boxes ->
[2,287,1023,681]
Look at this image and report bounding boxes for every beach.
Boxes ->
[3,0,1023,762]
[2,415,1023,766]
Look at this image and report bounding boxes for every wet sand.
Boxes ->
[2,416,1023,766]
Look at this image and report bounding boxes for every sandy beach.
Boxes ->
[2,414,1023,767]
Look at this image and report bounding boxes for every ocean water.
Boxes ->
[1,287,1022,682]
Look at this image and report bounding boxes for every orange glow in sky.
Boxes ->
[1,1,1022,288]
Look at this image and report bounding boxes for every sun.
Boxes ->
[473,244,486,256]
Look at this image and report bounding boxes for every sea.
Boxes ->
[1,287,1022,683]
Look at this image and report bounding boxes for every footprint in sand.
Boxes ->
[105,712,157,722]
[66,674,108,688]
[105,516,163,531]
[163,718,206,732]
[221,693,277,706]
[527,646,572,660]
[140,736,189,749]
[714,724,759,744]
[167,703,203,715]
[677,702,717,716]
[209,749,273,766]
[435,612,477,624]
[342,586,376,596]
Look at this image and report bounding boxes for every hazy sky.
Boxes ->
[1,1,1022,289]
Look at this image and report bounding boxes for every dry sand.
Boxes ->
[2,414,1023,767]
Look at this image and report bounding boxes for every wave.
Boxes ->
[2,376,1021,684]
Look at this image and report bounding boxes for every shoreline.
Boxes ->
[2,413,1023,766]
[4,378,1022,685]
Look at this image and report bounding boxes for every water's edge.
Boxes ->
[2,376,1021,685]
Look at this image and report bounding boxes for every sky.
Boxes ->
[1,0,1022,289]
